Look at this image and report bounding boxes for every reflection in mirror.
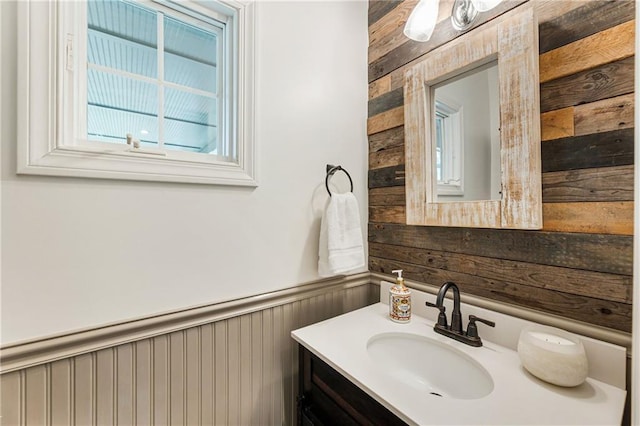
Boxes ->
[433,61,500,201]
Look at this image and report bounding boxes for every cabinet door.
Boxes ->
[298,346,407,426]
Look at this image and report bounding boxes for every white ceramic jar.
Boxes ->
[517,325,588,387]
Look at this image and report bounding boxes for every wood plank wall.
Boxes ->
[0,284,376,425]
[368,0,634,333]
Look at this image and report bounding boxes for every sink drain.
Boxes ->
[429,392,443,397]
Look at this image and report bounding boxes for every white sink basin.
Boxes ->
[367,332,494,399]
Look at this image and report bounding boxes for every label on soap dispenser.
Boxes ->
[389,289,411,323]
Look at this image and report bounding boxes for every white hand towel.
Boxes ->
[318,192,365,277]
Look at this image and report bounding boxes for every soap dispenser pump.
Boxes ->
[389,269,411,323]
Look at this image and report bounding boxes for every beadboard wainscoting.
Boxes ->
[0,274,377,425]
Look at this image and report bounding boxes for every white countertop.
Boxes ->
[291,303,627,425]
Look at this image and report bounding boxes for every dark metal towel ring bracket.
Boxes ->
[325,164,354,196]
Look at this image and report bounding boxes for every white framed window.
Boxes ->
[434,98,463,196]
[17,0,256,186]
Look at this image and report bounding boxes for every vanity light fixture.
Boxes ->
[403,0,440,42]
[450,0,478,30]
[404,0,504,41]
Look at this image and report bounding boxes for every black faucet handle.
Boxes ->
[466,315,495,338]
[469,315,495,327]
[425,301,448,327]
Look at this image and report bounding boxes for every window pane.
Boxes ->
[164,87,217,153]
[164,16,218,94]
[87,0,158,78]
[85,1,224,155]
[87,68,158,145]
[164,119,217,153]
[88,106,159,146]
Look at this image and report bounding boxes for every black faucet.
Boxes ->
[425,282,495,347]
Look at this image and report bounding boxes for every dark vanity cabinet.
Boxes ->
[297,345,407,426]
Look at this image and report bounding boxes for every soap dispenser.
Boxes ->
[389,270,411,323]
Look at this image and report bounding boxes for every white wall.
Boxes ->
[0,0,369,345]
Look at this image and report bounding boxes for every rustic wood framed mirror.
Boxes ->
[404,4,542,229]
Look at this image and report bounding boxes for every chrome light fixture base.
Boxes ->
[451,0,478,31]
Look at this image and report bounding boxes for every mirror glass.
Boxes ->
[433,61,501,201]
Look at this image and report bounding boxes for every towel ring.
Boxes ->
[325,164,353,196]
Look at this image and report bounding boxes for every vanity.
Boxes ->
[291,283,627,425]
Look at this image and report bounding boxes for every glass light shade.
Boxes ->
[403,0,440,42]
[470,0,503,12]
